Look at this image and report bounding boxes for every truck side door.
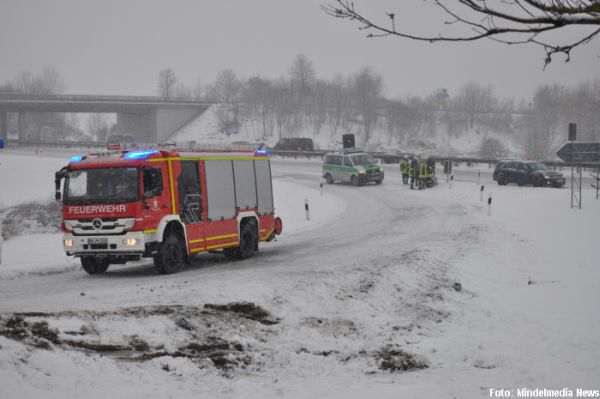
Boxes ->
[177,160,204,254]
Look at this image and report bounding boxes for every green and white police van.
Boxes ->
[322,152,384,186]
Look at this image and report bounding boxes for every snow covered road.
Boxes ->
[1,153,599,398]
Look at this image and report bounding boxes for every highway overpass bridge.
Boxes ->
[0,93,215,143]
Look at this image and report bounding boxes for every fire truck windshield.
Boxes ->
[64,167,140,205]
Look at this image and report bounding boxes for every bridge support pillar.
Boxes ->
[0,111,7,141]
[116,112,156,143]
[17,112,25,140]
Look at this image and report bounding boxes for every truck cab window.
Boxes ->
[143,168,163,196]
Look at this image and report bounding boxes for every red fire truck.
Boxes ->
[54,148,282,275]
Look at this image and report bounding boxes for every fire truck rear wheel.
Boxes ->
[81,256,110,275]
[238,221,258,259]
[154,234,184,274]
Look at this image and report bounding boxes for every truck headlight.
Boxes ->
[64,239,74,247]
[123,238,138,246]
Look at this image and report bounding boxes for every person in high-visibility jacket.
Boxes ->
[399,156,409,185]
[417,160,429,189]
[409,157,418,189]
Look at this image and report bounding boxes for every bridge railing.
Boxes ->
[0,93,217,104]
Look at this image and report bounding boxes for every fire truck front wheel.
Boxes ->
[81,256,110,275]
[154,234,184,274]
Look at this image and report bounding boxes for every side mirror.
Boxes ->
[55,167,68,202]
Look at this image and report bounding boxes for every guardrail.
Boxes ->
[4,139,597,168]
[6,139,105,149]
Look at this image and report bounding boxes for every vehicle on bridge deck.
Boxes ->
[106,134,135,150]
[273,138,314,151]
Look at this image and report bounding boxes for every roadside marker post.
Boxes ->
[480,185,485,202]
[320,182,323,196]
[449,174,454,189]
[487,195,492,216]
[305,199,310,221]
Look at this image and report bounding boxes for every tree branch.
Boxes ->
[321,0,600,64]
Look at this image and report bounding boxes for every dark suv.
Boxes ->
[493,160,565,187]
[273,138,314,151]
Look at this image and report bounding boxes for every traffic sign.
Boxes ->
[556,142,600,163]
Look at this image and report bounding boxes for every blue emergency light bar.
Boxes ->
[255,149,271,157]
[70,155,85,162]
[124,149,159,160]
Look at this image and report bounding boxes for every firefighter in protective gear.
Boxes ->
[399,156,409,185]
[417,158,436,188]
[409,157,419,189]
[417,160,428,189]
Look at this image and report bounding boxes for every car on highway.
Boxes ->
[493,160,565,187]
[323,151,384,186]
[273,138,314,151]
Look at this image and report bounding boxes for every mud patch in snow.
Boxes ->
[0,302,277,372]
[375,345,429,372]
[204,301,280,325]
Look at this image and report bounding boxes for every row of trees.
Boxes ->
[158,54,599,158]
[0,61,596,158]
[520,80,600,159]
[157,55,514,143]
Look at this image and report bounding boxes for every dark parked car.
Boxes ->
[493,160,565,187]
[273,138,314,151]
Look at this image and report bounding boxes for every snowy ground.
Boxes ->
[0,149,599,398]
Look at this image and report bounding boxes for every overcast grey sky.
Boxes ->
[1,0,598,101]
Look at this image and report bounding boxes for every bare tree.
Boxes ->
[38,67,65,94]
[158,68,178,99]
[289,54,316,97]
[456,81,497,130]
[352,67,383,143]
[211,69,242,134]
[212,69,241,103]
[4,67,68,140]
[175,83,191,98]
[192,79,205,99]
[87,114,109,141]
[288,54,316,130]
[322,1,600,65]
[244,76,276,140]
[521,84,565,158]
[11,67,64,94]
